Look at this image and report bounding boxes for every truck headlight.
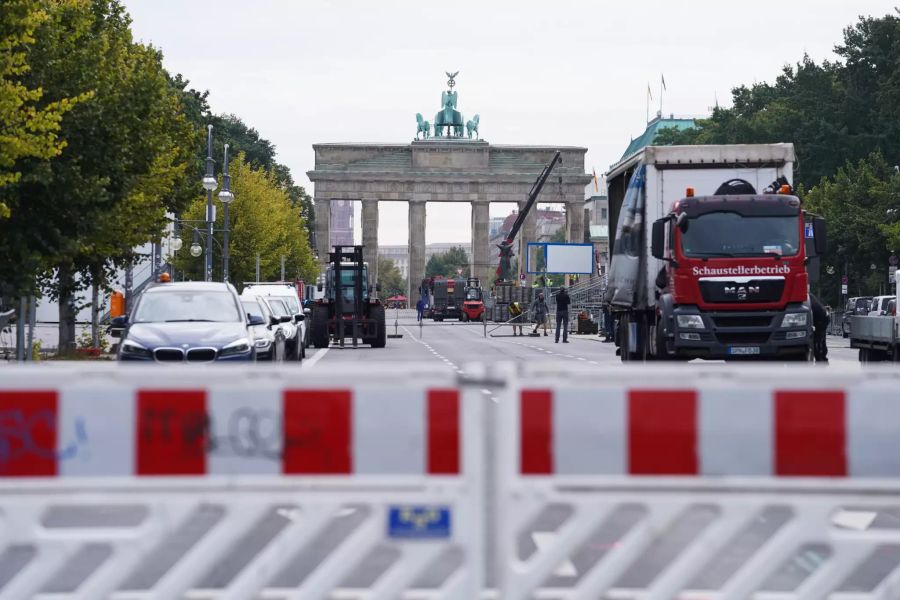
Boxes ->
[781,313,808,328]
[676,315,705,329]
[220,338,251,357]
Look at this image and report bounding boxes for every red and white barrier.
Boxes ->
[0,369,461,478]
[515,377,900,478]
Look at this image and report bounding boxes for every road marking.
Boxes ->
[301,347,329,370]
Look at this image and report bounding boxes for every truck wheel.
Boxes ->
[461,312,468,322]
[311,306,330,349]
[370,305,386,348]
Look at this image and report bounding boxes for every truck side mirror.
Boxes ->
[651,219,666,260]
[813,217,827,256]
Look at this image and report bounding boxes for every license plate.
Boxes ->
[728,346,760,355]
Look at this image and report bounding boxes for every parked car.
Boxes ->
[241,297,286,362]
[842,296,873,338]
[869,295,894,316]
[112,281,259,362]
[243,283,308,360]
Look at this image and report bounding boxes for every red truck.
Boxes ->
[606,144,826,361]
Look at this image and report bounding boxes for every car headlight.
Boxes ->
[220,338,251,357]
[121,340,152,358]
[781,312,808,328]
[254,338,271,349]
[676,315,705,329]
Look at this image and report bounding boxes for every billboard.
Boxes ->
[526,242,594,275]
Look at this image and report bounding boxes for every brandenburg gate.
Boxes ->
[307,73,591,296]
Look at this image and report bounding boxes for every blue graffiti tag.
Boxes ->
[0,410,89,465]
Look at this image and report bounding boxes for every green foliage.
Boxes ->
[0,0,84,218]
[170,86,316,248]
[0,0,196,302]
[174,153,317,285]
[654,10,900,190]
[425,246,470,278]
[377,257,407,298]
[804,151,900,303]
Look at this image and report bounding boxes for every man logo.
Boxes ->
[724,285,760,300]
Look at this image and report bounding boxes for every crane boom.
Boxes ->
[495,151,562,283]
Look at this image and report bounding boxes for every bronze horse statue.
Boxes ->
[415,113,431,139]
[466,114,480,139]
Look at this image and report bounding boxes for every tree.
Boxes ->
[425,246,470,278]
[173,153,317,286]
[0,0,197,352]
[377,257,407,298]
[804,151,900,304]
[0,0,84,217]
[654,11,900,190]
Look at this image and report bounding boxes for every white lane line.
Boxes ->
[301,347,329,370]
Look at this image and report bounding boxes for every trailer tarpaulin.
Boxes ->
[606,165,646,307]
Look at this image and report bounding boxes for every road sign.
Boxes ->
[842,284,848,295]
[804,222,814,239]
[842,275,849,285]
[388,506,451,539]
[890,266,897,283]
[891,254,899,266]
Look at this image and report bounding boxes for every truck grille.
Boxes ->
[715,331,771,345]
[712,315,773,328]
[700,279,784,303]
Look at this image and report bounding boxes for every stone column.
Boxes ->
[566,200,585,244]
[471,201,490,286]
[519,200,537,287]
[314,196,331,263]
[408,200,426,299]
[361,199,379,288]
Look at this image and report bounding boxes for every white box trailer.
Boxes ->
[606,143,796,310]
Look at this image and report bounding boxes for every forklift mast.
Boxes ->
[330,245,366,348]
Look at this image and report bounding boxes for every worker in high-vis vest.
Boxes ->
[508,301,524,336]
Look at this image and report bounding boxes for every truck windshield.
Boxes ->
[681,212,800,258]
[466,289,481,300]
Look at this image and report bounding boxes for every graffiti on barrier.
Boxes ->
[0,409,89,465]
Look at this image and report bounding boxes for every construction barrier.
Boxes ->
[3,364,900,598]
[494,364,900,600]
[0,365,484,600]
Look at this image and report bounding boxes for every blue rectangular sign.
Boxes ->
[805,222,814,239]
[388,506,451,539]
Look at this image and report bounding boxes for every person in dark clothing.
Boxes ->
[810,293,829,362]
[555,288,570,343]
[416,298,425,322]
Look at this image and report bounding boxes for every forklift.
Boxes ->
[310,245,386,348]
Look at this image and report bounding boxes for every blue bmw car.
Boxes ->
[113,281,261,362]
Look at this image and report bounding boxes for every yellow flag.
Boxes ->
[592,168,599,192]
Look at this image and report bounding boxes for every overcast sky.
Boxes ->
[123,0,898,246]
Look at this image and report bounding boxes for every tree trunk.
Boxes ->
[91,280,100,348]
[57,265,77,355]
[90,264,102,349]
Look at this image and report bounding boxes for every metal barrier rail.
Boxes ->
[3,364,900,598]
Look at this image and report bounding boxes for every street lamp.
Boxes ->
[201,124,217,281]
[190,228,203,257]
[218,143,235,282]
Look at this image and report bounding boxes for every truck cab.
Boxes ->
[652,190,825,359]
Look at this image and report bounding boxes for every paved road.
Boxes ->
[305,308,859,370]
